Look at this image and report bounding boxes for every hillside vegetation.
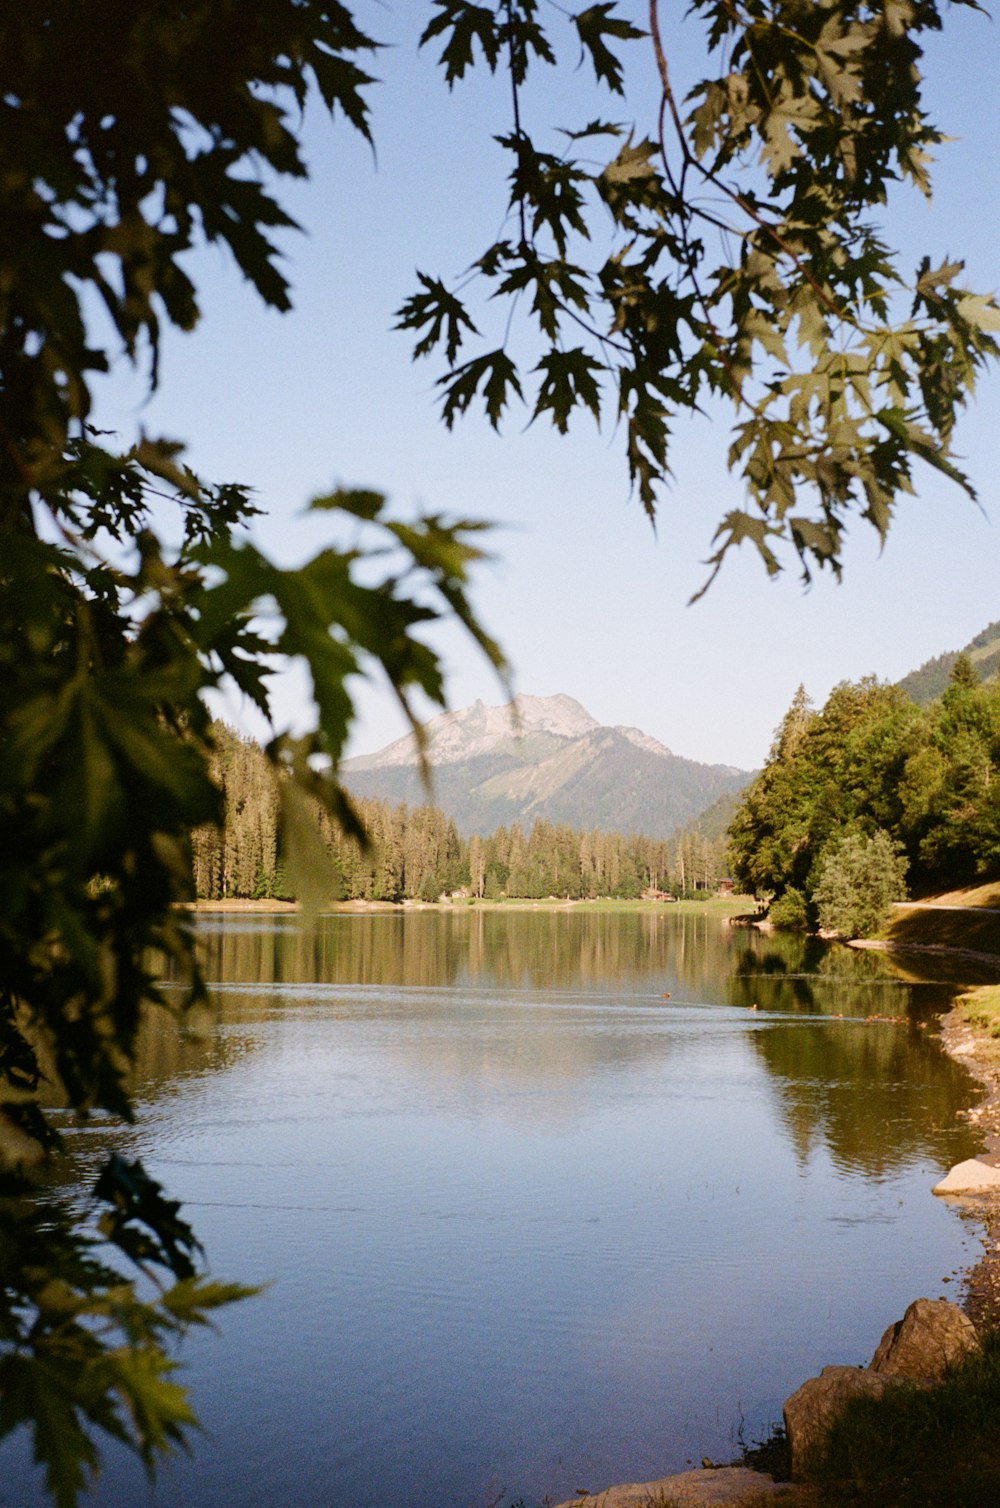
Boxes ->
[898,619,1000,705]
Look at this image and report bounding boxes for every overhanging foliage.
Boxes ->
[1,2,997,1501]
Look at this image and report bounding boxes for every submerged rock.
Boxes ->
[869,1296,979,1377]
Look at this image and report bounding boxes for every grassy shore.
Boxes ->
[953,984,1000,1066]
[881,882,1000,962]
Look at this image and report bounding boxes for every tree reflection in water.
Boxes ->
[155,908,984,1183]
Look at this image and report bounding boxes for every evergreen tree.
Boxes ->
[729,668,1000,918]
[468,835,485,900]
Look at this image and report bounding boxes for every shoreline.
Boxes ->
[851,935,1000,970]
[554,987,1000,1507]
[938,991,1000,1331]
[180,895,751,916]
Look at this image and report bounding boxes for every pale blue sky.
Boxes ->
[93,3,1000,771]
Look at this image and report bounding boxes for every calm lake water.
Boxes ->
[7,908,991,1507]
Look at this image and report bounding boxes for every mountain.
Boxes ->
[898,619,1000,705]
[675,786,745,847]
[342,694,752,838]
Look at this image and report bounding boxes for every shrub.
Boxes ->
[768,886,813,930]
[813,1328,1000,1506]
[812,828,908,939]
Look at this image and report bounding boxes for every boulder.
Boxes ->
[869,1296,979,1378]
[551,1467,796,1507]
[783,1299,981,1477]
[783,1366,889,1475]
[933,1158,1000,1196]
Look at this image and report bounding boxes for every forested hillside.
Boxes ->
[898,619,1000,704]
[194,724,730,902]
[728,657,1000,929]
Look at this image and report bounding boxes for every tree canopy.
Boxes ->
[728,659,1000,927]
[400,0,999,588]
[1,3,997,1502]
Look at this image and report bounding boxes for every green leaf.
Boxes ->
[437,349,524,428]
[499,134,590,257]
[101,1347,196,1468]
[0,1354,99,1508]
[694,511,783,602]
[574,5,645,96]
[532,348,605,431]
[876,407,976,498]
[309,55,378,143]
[757,84,821,179]
[599,136,658,188]
[94,1155,203,1281]
[956,293,1000,333]
[309,487,387,521]
[495,257,591,340]
[687,80,728,162]
[913,256,965,312]
[420,2,503,85]
[558,118,625,144]
[161,1277,263,1327]
[395,274,479,364]
[278,780,344,920]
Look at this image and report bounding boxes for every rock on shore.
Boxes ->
[552,1465,796,1507]
[783,1297,979,1476]
[933,1157,1000,1195]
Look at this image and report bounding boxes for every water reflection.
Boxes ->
[751,1019,975,1175]
[11,908,986,1508]
[189,906,736,994]
[163,908,982,1183]
[188,905,931,996]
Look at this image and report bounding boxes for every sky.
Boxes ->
[92,3,1000,773]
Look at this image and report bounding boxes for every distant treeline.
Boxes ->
[192,723,729,902]
[897,619,1000,706]
[728,656,1000,916]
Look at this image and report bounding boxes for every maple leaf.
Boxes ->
[437,349,524,428]
[574,4,645,96]
[532,347,605,431]
[420,3,502,85]
[395,274,479,364]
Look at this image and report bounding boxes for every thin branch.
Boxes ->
[649,1,745,403]
[505,0,529,249]
[647,1,849,327]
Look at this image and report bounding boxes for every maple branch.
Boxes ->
[505,0,529,249]
[647,0,849,329]
[648,1,745,403]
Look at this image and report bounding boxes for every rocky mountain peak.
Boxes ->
[342,692,752,839]
[345,693,600,771]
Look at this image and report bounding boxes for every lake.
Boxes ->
[7,907,988,1507]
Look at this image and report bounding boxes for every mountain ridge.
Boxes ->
[897,618,1000,705]
[342,694,750,839]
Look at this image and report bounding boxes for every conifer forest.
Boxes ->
[193,723,722,902]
